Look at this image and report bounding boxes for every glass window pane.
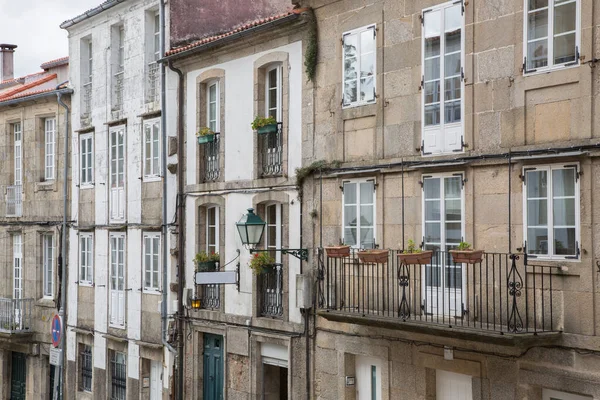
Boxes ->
[527,199,548,225]
[344,81,357,104]
[445,177,461,198]
[526,170,548,198]
[344,183,357,204]
[445,265,462,288]
[445,199,461,221]
[360,77,375,103]
[527,227,549,254]
[528,0,548,10]
[425,36,440,58]
[360,29,375,55]
[426,265,441,287]
[554,227,576,255]
[360,182,374,203]
[424,81,440,105]
[528,9,548,41]
[554,1,576,35]
[552,168,575,197]
[424,178,440,200]
[425,104,440,126]
[360,205,374,226]
[343,33,358,58]
[445,30,461,54]
[446,222,462,242]
[268,69,277,89]
[344,227,357,246]
[424,10,441,38]
[445,100,461,123]
[344,206,357,227]
[425,222,441,243]
[344,57,358,81]
[268,205,276,223]
[425,200,440,221]
[445,53,461,77]
[445,4,462,31]
[360,52,374,78]
[360,228,374,249]
[209,84,217,102]
[553,32,576,64]
[553,198,575,226]
[424,58,440,81]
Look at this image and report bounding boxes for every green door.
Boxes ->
[203,334,224,400]
[10,352,26,400]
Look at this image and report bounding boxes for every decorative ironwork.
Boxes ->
[507,254,524,333]
[199,284,220,310]
[260,122,283,177]
[110,352,127,400]
[317,248,325,308]
[203,133,220,182]
[146,61,160,105]
[259,264,283,318]
[250,248,308,262]
[0,297,32,333]
[398,262,410,320]
[80,345,93,392]
[82,81,92,118]
[6,185,22,217]
[113,71,124,113]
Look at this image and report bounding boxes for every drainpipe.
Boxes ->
[167,59,185,400]
[159,0,176,358]
[55,81,70,400]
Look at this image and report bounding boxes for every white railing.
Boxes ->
[146,62,160,105]
[113,71,124,113]
[0,298,32,333]
[82,81,92,118]
[6,185,22,217]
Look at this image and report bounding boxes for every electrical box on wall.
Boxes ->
[296,274,312,309]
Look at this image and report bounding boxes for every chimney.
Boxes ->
[0,44,17,81]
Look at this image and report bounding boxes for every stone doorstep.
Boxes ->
[317,310,562,349]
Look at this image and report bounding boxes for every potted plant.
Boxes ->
[450,242,483,264]
[357,248,389,264]
[251,115,277,135]
[249,252,275,275]
[194,251,220,272]
[397,240,433,265]
[197,126,215,144]
[324,244,351,258]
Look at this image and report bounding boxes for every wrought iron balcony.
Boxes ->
[82,81,92,118]
[202,133,220,182]
[198,284,220,311]
[0,298,32,334]
[317,248,561,336]
[146,62,160,105]
[6,185,22,217]
[260,122,283,177]
[260,263,283,318]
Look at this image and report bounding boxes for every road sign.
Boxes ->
[49,348,63,366]
[194,271,237,285]
[51,315,61,348]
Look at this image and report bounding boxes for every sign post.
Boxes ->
[50,315,63,367]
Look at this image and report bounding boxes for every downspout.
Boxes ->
[159,0,176,356]
[56,81,70,400]
[167,59,185,400]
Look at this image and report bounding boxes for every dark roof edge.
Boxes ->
[0,88,73,107]
[161,12,301,63]
[60,0,127,29]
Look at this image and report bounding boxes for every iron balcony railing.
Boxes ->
[146,62,160,105]
[0,298,32,333]
[82,81,92,118]
[6,185,22,217]
[260,263,283,318]
[203,133,220,182]
[317,248,561,335]
[199,284,220,311]
[113,71,124,113]
[260,122,283,177]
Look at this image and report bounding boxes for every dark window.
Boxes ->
[80,345,92,392]
[110,352,126,400]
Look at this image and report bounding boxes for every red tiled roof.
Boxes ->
[166,8,307,57]
[41,56,69,70]
[0,74,57,101]
[0,71,45,86]
[0,87,56,103]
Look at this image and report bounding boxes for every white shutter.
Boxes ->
[118,291,125,326]
[110,290,118,325]
[445,126,462,152]
[150,361,162,399]
[423,127,442,154]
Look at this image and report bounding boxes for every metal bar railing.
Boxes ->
[146,62,160,105]
[0,298,32,333]
[317,249,560,334]
[260,263,283,318]
[260,122,283,177]
[203,133,220,182]
[6,185,22,217]
[199,284,220,311]
[82,82,92,117]
[113,71,124,112]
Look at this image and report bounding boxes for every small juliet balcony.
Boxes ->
[6,185,22,217]
[0,298,33,334]
[81,81,92,121]
[146,62,160,106]
[259,264,283,318]
[259,122,283,177]
[201,133,220,182]
[317,248,562,343]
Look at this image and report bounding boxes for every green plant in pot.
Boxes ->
[251,115,277,135]
[197,126,215,144]
[249,252,275,275]
[194,251,220,272]
[449,241,484,264]
[397,240,433,265]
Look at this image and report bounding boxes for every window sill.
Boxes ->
[78,282,94,288]
[142,176,162,183]
[142,289,161,296]
[341,102,377,120]
[527,255,580,263]
[523,63,580,77]
[35,180,57,192]
[108,324,126,330]
[36,298,56,308]
[79,184,94,190]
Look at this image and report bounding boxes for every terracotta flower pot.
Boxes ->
[325,245,350,258]
[397,250,433,265]
[450,250,484,264]
[357,249,389,264]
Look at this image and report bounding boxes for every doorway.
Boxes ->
[436,370,472,400]
[10,352,26,400]
[355,355,382,400]
[203,334,224,400]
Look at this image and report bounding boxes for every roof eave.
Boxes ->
[0,88,73,107]
[160,12,301,64]
[60,0,127,30]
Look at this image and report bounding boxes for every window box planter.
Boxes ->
[449,250,484,264]
[197,134,215,144]
[357,249,389,264]
[397,250,433,265]
[257,124,278,135]
[325,245,350,258]
[196,261,218,272]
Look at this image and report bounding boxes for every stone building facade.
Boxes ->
[61,1,175,398]
[0,54,71,399]
[164,3,314,399]
[300,0,600,399]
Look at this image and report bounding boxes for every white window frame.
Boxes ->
[543,389,592,400]
[206,206,219,256]
[522,163,580,260]
[44,117,56,180]
[109,125,126,222]
[153,12,160,62]
[522,0,580,74]
[109,233,126,328]
[206,81,220,133]
[341,24,377,108]
[421,1,465,155]
[264,203,282,263]
[13,122,22,186]
[341,179,377,249]
[43,234,54,298]
[265,65,282,121]
[143,232,161,293]
[80,133,94,187]
[143,118,161,180]
[79,233,94,285]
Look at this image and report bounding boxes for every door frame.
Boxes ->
[109,233,126,328]
[202,333,224,400]
[109,125,126,222]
